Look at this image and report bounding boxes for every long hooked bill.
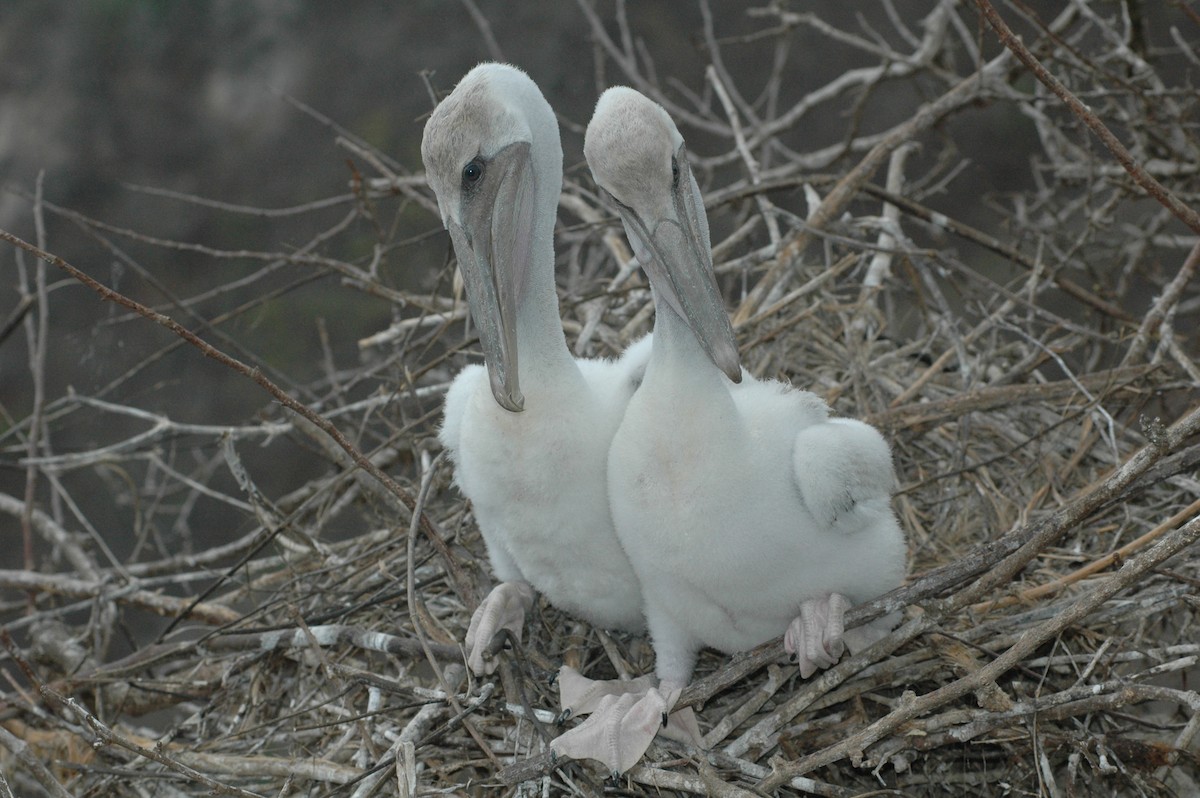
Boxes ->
[612,148,742,382]
[447,141,535,412]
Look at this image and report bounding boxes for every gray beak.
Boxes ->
[612,147,742,382]
[447,141,535,412]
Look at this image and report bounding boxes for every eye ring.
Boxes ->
[462,159,485,188]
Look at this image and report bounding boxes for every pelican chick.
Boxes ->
[422,64,650,676]
[553,86,907,774]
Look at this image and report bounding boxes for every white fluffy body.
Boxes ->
[426,65,651,633]
[440,337,651,629]
[591,87,908,687]
[609,343,906,684]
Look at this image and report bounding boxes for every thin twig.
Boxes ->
[2,629,268,798]
[731,48,1011,323]
[974,0,1200,234]
[0,724,74,798]
[1124,239,1200,363]
[0,229,473,606]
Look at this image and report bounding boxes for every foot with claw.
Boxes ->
[784,592,851,678]
[464,581,535,675]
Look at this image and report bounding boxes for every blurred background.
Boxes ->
[0,0,1196,564]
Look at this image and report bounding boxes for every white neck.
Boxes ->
[507,78,575,386]
[644,288,727,395]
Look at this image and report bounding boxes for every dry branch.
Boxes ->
[0,570,240,625]
[0,228,476,607]
[758,514,1200,788]
[0,724,73,798]
[731,47,1013,323]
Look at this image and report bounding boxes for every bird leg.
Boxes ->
[784,592,851,678]
[464,581,535,675]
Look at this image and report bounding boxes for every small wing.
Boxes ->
[791,418,896,531]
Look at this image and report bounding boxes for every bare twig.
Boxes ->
[19,172,50,585]
[0,229,473,606]
[1124,240,1200,364]
[0,569,240,625]
[2,630,268,797]
[0,724,74,798]
[732,49,1011,323]
[974,0,1200,234]
[458,0,505,62]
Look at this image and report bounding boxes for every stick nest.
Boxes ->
[2,3,1199,796]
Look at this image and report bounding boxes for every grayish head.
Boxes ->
[585,87,741,382]
[422,64,563,411]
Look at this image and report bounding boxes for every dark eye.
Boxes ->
[462,159,484,188]
[671,156,680,188]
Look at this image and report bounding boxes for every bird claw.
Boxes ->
[464,581,535,675]
[660,704,703,747]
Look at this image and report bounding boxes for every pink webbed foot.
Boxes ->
[464,581,535,675]
[784,592,852,678]
[550,680,702,774]
[550,689,666,775]
[556,664,654,722]
[842,610,902,655]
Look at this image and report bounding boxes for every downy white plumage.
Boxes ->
[553,86,907,773]
[422,64,651,675]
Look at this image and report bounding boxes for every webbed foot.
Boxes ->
[550,680,702,773]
